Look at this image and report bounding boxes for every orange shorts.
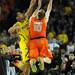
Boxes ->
[28,38,53,60]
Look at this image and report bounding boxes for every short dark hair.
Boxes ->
[38,9,45,19]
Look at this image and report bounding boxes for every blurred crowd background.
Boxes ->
[0,0,75,75]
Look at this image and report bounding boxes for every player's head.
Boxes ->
[37,9,45,20]
[16,12,24,22]
[69,52,75,60]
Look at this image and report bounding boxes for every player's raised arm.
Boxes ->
[45,0,53,23]
[25,0,37,18]
[31,0,42,17]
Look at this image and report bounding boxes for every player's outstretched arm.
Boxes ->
[45,0,53,23]
[25,0,37,18]
[31,0,42,17]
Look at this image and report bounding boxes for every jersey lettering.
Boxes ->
[34,22,42,32]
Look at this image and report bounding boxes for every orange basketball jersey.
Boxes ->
[29,17,47,39]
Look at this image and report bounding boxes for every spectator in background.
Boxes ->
[60,56,68,74]
[71,59,75,73]
[65,52,75,74]
[66,42,74,55]
[57,30,68,49]
[48,38,60,52]
[0,40,7,55]
[47,31,56,42]
[0,30,9,45]
[64,5,72,15]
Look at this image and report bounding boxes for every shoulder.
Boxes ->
[15,22,21,26]
[42,17,47,23]
[30,17,36,20]
[29,17,36,23]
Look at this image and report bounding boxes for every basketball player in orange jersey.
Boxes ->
[28,0,53,73]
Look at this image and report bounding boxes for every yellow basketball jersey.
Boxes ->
[15,18,29,63]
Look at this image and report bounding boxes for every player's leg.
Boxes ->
[29,40,39,73]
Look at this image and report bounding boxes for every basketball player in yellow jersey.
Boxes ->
[8,0,37,75]
[9,12,29,62]
[8,12,29,72]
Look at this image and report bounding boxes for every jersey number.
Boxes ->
[34,22,42,32]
